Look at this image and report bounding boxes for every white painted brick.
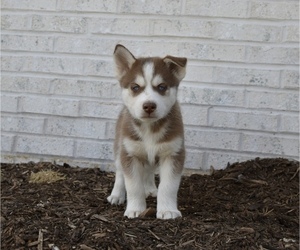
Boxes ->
[1,15,31,30]
[51,79,114,98]
[185,65,213,83]
[106,121,117,140]
[19,96,79,116]
[1,116,44,134]
[250,2,299,20]
[212,110,278,132]
[1,134,15,152]
[2,0,56,10]
[80,101,122,119]
[55,37,115,56]
[181,105,208,126]
[213,67,280,88]
[181,43,245,62]
[214,23,281,42]
[53,158,114,172]
[1,95,19,113]
[1,154,44,164]
[284,26,299,42]
[185,0,248,18]
[247,46,299,65]
[179,86,244,107]
[75,141,113,160]
[1,154,16,163]
[117,41,180,58]
[83,59,114,77]
[119,0,181,15]
[280,115,299,133]
[32,15,88,33]
[1,55,25,72]
[31,57,85,75]
[110,83,123,99]
[46,117,106,139]
[55,38,180,58]
[15,135,74,157]
[185,149,205,170]
[281,70,299,89]
[90,18,150,35]
[57,0,117,12]
[2,56,85,75]
[185,129,240,151]
[247,91,298,111]
[152,19,214,38]
[207,152,254,170]
[2,34,53,52]
[1,76,51,94]
[241,134,299,157]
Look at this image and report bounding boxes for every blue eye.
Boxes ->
[158,84,167,92]
[131,84,140,92]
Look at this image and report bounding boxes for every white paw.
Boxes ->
[145,187,158,198]
[107,194,125,205]
[157,210,182,219]
[124,209,144,218]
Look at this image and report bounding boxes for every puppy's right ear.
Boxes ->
[114,44,136,80]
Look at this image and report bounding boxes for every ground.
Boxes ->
[1,158,299,250]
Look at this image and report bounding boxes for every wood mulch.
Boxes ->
[1,158,299,250]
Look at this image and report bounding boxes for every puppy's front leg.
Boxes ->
[123,157,146,218]
[157,157,183,219]
[107,158,126,205]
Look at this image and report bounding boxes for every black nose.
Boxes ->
[143,102,157,114]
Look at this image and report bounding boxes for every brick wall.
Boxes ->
[1,0,299,171]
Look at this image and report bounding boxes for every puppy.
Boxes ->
[107,44,187,219]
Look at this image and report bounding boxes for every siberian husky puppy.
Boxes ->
[107,44,187,219]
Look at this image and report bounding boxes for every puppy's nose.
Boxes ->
[143,102,157,114]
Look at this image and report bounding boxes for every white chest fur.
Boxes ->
[123,123,183,166]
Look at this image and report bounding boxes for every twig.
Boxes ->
[148,229,160,240]
[290,167,299,181]
[38,229,43,250]
[28,229,44,248]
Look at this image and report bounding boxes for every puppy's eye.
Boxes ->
[157,84,167,92]
[131,84,140,92]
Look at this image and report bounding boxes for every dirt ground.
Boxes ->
[1,158,299,250]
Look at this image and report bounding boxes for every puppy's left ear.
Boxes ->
[163,56,187,81]
[114,44,136,80]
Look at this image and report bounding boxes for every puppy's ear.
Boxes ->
[114,44,136,80]
[163,56,187,82]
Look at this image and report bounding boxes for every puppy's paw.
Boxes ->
[107,194,125,205]
[157,210,182,219]
[124,209,144,218]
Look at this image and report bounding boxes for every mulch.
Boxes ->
[1,158,299,250]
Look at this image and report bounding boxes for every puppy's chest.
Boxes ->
[123,128,182,165]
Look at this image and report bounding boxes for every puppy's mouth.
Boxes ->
[141,114,157,119]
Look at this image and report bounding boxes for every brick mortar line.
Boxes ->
[2,31,299,48]
[185,146,299,159]
[2,94,298,115]
[2,56,299,72]
[1,9,299,24]
[2,122,298,139]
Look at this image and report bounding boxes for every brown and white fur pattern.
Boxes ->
[107,44,187,219]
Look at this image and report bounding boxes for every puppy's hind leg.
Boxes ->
[144,166,158,198]
[107,159,126,205]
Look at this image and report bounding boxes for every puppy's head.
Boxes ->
[114,44,187,122]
